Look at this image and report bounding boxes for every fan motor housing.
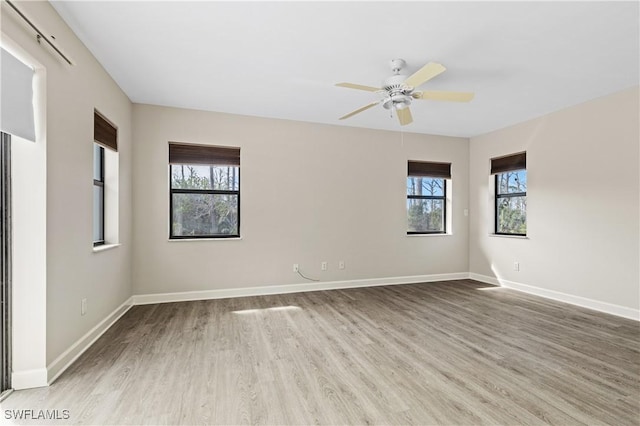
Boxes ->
[382,73,413,110]
[382,74,406,91]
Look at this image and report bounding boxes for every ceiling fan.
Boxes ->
[336,59,474,126]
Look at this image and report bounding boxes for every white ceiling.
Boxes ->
[51,1,639,138]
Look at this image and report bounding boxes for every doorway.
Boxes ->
[0,132,11,394]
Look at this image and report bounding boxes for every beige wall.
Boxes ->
[469,86,640,311]
[2,0,133,374]
[132,105,470,294]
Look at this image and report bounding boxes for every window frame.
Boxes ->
[494,170,527,236]
[407,177,447,235]
[93,143,105,246]
[169,164,241,239]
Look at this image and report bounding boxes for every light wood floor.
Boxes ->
[3,280,639,425]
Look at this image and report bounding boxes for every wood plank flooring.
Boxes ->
[2,280,639,425]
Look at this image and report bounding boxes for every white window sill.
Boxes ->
[93,243,121,253]
[168,237,243,242]
[489,234,529,239]
[407,233,452,237]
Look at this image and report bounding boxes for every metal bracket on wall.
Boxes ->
[5,0,73,65]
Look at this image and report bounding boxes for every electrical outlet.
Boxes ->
[81,298,87,316]
[514,262,520,272]
[293,264,299,272]
[338,261,345,270]
[321,261,328,271]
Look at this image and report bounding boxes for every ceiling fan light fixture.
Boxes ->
[395,100,410,110]
[336,58,474,126]
[391,93,412,110]
[382,93,412,110]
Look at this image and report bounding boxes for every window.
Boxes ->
[93,111,117,247]
[407,161,451,234]
[93,143,105,245]
[169,143,240,238]
[492,152,526,235]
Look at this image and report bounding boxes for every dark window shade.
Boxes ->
[94,111,117,151]
[169,143,240,166]
[408,161,451,179]
[491,152,526,174]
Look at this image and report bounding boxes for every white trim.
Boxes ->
[92,243,121,253]
[167,237,242,242]
[5,32,49,394]
[132,273,469,305]
[469,272,500,286]
[0,389,13,402]
[11,368,47,390]
[46,297,133,384]
[469,273,639,321]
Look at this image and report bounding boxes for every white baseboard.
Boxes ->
[468,273,500,286]
[132,273,469,305]
[46,297,133,385]
[12,368,48,390]
[469,273,640,321]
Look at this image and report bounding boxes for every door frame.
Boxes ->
[0,131,12,395]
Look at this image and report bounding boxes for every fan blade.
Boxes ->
[336,82,381,92]
[339,101,380,120]
[397,107,413,126]
[403,62,446,89]
[415,90,475,102]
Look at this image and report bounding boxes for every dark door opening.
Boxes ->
[0,132,11,394]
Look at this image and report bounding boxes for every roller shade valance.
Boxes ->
[94,111,117,151]
[408,161,451,179]
[1,48,35,142]
[491,152,526,174]
[169,142,240,166]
